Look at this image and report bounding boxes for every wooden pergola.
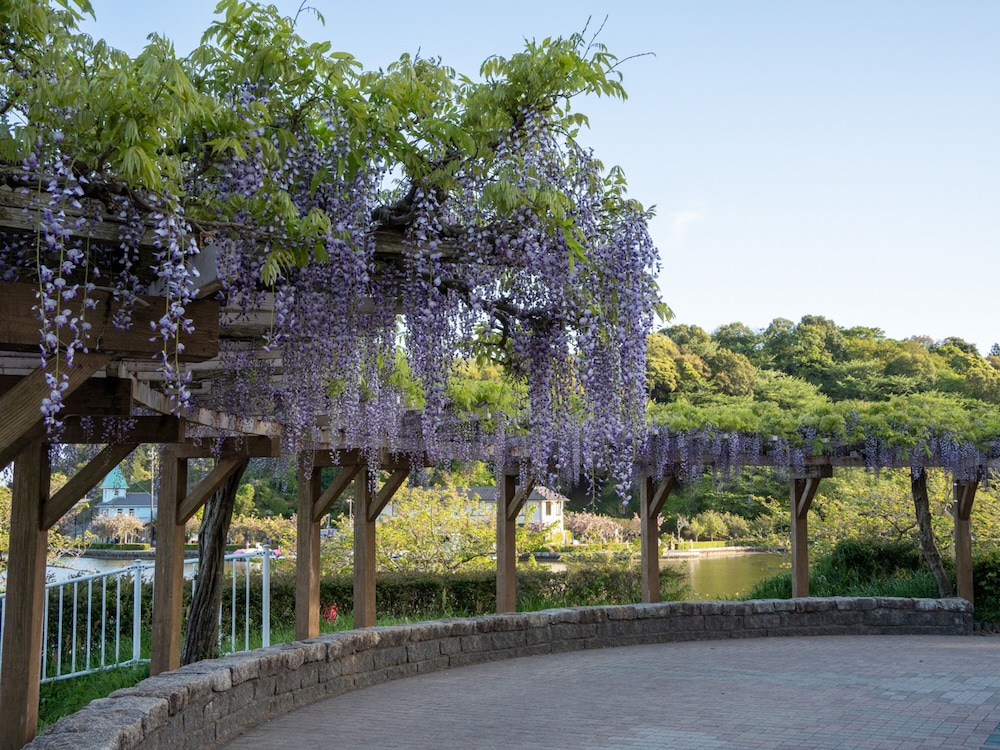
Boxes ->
[0,198,987,748]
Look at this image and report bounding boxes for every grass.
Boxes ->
[39,663,150,729]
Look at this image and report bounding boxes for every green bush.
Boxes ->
[85,543,150,551]
[743,538,937,601]
[973,547,1000,623]
[255,564,687,629]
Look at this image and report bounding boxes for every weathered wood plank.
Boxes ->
[169,435,280,460]
[127,372,280,437]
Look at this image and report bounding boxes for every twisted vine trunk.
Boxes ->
[910,469,953,598]
[181,461,248,665]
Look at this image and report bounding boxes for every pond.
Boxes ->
[663,552,787,600]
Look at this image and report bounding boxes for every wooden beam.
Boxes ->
[295,465,323,640]
[0,282,218,361]
[150,448,188,675]
[44,442,138,528]
[169,435,280,460]
[177,457,247,524]
[0,444,50,750]
[312,464,361,522]
[0,373,131,414]
[306,448,430,470]
[0,353,111,464]
[641,473,676,603]
[127,372,281,437]
[954,479,978,604]
[0,188,161,249]
[58,415,184,445]
[353,468,377,627]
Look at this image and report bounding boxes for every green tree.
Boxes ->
[645,333,681,401]
[705,348,756,396]
[712,322,760,359]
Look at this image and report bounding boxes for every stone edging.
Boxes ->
[27,597,973,750]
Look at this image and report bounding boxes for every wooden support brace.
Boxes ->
[178,457,248,524]
[506,479,536,522]
[0,353,111,465]
[641,473,676,603]
[311,464,361,522]
[44,441,138,529]
[369,465,411,522]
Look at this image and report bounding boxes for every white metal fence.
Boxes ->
[0,548,272,683]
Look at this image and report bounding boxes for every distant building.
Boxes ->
[463,486,566,539]
[96,466,157,523]
[381,485,567,540]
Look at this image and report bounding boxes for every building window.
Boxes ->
[545,501,552,516]
[116,509,123,515]
[128,509,135,516]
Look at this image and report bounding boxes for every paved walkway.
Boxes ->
[219,635,1000,749]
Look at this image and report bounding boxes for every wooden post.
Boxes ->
[0,443,50,750]
[295,462,322,640]
[495,473,533,613]
[640,473,675,603]
[953,479,978,604]
[353,466,377,628]
[150,447,187,675]
[496,473,519,613]
[790,466,831,598]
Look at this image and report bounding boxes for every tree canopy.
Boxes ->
[646,318,1000,483]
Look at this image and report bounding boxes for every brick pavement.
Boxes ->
[218,635,1000,750]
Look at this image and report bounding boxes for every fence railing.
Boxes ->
[0,548,272,683]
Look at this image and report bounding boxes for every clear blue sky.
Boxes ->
[82,1,1000,353]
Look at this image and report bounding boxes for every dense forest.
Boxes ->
[636,315,1000,555]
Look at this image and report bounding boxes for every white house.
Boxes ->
[461,486,566,539]
[381,484,567,542]
[95,466,157,523]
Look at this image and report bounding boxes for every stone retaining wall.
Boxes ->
[27,597,973,750]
